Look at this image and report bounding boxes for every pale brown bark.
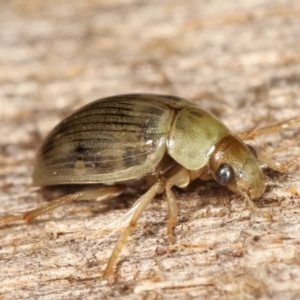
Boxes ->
[1,0,300,299]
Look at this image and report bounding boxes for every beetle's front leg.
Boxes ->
[237,116,300,141]
[255,149,300,173]
[165,167,190,244]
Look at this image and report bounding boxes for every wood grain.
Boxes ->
[1,0,300,299]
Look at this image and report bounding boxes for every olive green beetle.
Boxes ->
[1,94,299,278]
[33,94,265,198]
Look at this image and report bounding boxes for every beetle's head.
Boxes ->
[209,134,265,200]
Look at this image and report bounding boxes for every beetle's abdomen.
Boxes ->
[33,95,175,186]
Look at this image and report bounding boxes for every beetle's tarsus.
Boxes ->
[0,215,24,227]
[167,219,177,245]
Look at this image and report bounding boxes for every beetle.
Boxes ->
[1,93,299,278]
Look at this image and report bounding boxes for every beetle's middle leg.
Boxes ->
[103,180,165,278]
[0,185,124,227]
[102,166,191,278]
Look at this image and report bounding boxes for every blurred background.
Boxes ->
[1,0,300,299]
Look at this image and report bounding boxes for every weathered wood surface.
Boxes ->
[1,0,300,299]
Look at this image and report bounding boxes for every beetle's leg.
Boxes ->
[243,194,273,219]
[0,185,124,227]
[237,116,300,141]
[165,187,178,245]
[102,168,191,278]
[238,116,300,173]
[165,167,190,244]
[103,181,164,278]
[256,150,300,173]
[253,150,299,196]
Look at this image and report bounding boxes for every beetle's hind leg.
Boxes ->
[0,185,124,227]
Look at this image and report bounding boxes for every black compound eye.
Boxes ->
[216,164,234,185]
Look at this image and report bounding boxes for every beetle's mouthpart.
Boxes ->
[234,176,265,201]
[240,188,273,220]
[241,157,265,199]
[235,179,252,199]
[237,179,250,194]
[224,177,251,201]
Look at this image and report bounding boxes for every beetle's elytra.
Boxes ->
[1,93,299,278]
